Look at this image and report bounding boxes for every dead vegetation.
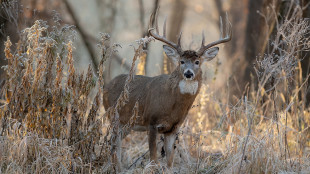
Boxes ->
[0,2,310,174]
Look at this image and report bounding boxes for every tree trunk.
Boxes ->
[216,0,249,99]
[216,0,281,100]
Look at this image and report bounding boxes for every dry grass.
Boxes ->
[0,2,310,174]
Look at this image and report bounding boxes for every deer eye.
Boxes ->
[180,60,185,64]
[195,60,200,65]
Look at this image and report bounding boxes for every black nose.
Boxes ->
[184,70,193,79]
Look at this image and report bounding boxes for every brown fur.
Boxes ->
[181,50,198,59]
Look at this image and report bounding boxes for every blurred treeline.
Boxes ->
[0,0,309,104]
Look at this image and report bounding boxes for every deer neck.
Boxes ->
[168,69,202,96]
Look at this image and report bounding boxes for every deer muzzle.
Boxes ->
[184,69,194,80]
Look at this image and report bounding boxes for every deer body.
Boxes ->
[103,10,231,171]
[104,60,202,134]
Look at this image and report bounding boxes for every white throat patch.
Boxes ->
[179,80,198,95]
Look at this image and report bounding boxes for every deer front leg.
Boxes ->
[164,132,177,168]
[148,125,158,163]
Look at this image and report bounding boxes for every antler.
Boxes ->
[148,8,183,54]
[198,13,232,56]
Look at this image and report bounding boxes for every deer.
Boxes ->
[103,9,232,170]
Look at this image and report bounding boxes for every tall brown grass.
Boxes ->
[0,19,111,173]
[0,3,309,174]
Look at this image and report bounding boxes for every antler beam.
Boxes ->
[198,13,232,55]
[148,8,183,54]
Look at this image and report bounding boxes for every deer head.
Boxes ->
[148,9,232,81]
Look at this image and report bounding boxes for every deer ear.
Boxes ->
[163,45,179,65]
[201,47,219,61]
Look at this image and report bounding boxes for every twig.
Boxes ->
[128,150,149,169]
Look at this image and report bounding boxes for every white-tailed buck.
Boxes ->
[103,9,232,170]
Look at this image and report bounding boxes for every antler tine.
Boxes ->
[198,13,232,55]
[219,16,223,39]
[148,8,183,54]
[155,7,159,34]
[163,16,167,37]
[225,12,231,38]
[201,30,205,47]
[148,11,155,32]
[177,31,182,46]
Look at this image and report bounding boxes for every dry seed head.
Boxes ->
[82,65,94,96]
[4,37,13,60]
[24,20,47,56]
[54,54,63,89]
[32,57,47,92]
[44,42,56,88]
[66,41,76,89]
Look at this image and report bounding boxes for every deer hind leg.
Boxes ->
[164,132,177,168]
[148,125,158,163]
